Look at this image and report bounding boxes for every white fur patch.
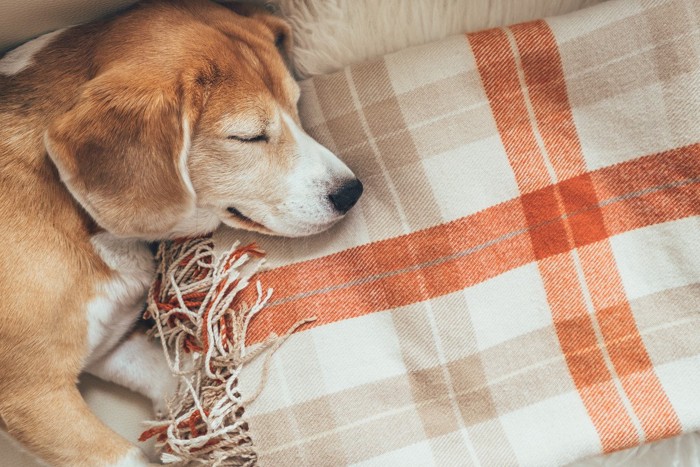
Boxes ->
[283,111,351,178]
[85,233,155,364]
[0,29,66,75]
[285,111,353,192]
[87,332,178,416]
[112,447,150,467]
[178,116,196,198]
[167,206,221,239]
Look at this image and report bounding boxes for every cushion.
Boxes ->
[217,0,700,465]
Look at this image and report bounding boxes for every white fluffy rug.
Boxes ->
[250,0,700,465]
[256,0,602,78]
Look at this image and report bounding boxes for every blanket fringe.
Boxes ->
[140,236,315,466]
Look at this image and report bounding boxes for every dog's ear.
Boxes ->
[259,11,293,65]
[45,70,195,238]
[224,2,294,71]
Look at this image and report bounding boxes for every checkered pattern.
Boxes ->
[213,0,700,464]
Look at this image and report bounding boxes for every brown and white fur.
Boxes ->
[0,1,362,465]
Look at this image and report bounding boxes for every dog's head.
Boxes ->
[45,0,362,239]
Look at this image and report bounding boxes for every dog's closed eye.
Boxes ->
[227,134,269,143]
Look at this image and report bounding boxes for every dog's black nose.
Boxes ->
[329,179,363,214]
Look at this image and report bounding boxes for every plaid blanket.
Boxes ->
[216,0,700,464]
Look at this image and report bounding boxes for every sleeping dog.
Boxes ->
[0,1,362,465]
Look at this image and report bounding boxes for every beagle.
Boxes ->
[0,1,362,465]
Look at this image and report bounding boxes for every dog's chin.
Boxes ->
[221,210,342,238]
[275,220,342,238]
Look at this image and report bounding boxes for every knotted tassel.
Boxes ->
[140,236,314,466]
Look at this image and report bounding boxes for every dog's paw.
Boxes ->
[152,398,170,419]
[113,448,152,466]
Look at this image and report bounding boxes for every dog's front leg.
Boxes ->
[86,330,177,416]
[0,379,152,467]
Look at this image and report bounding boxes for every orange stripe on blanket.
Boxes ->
[471,21,639,451]
[538,254,639,449]
[510,20,587,181]
[603,180,700,236]
[578,242,682,442]
[511,20,681,446]
[254,199,527,304]
[248,226,535,342]
[595,145,700,236]
[467,27,551,194]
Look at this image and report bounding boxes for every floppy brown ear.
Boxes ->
[45,70,195,238]
[223,2,294,71]
[265,13,294,70]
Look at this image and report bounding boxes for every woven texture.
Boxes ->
[215,0,700,464]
